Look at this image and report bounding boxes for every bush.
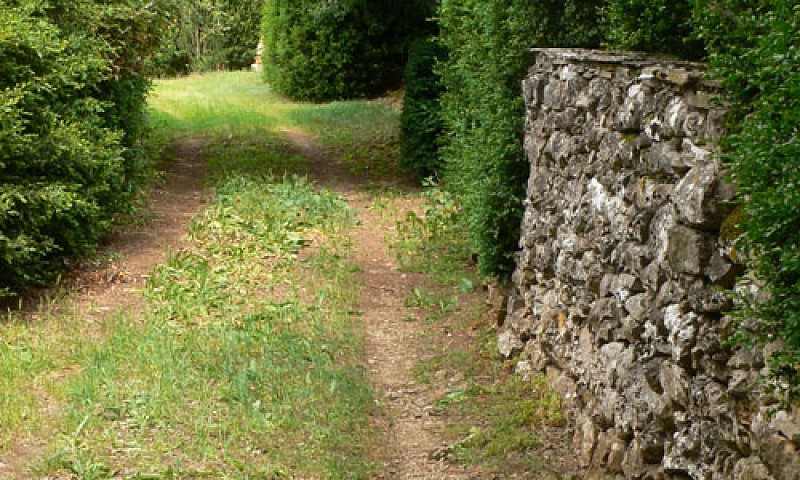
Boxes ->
[601,0,705,60]
[400,37,447,178]
[438,0,532,276]
[0,0,166,296]
[437,0,588,276]
[704,2,800,400]
[262,0,429,101]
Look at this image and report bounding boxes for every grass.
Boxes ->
[39,176,374,478]
[0,71,398,478]
[149,71,406,184]
[391,185,568,476]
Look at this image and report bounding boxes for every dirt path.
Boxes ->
[353,202,480,479]
[2,131,485,479]
[285,133,485,479]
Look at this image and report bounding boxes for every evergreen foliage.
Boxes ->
[0,0,167,296]
[156,0,263,75]
[601,0,705,59]
[261,0,429,101]
[703,1,800,400]
[400,37,446,178]
[437,0,601,276]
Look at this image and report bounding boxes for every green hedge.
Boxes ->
[262,0,429,101]
[0,0,166,296]
[703,2,800,400]
[437,0,601,276]
[400,37,447,178]
[601,0,705,59]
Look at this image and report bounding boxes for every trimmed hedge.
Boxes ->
[0,0,166,296]
[705,2,800,400]
[400,37,447,178]
[438,0,541,276]
[601,0,705,60]
[437,0,601,276]
[261,0,429,101]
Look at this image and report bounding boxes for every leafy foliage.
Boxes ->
[601,0,705,59]
[0,0,167,295]
[400,37,447,178]
[155,0,263,75]
[261,0,430,101]
[703,2,800,400]
[437,0,562,276]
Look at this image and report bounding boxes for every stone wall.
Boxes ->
[503,49,800,479]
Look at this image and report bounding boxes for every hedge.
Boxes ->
[436,0,602,276]
[705,1,800,400]
[0,0,167,296]
[601,0,705,59]
[261,0,430,101]
[400,37,447,178]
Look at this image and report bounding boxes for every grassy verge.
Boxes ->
[392,186,567,476]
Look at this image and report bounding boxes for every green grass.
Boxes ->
[148,71,404,183]
[39,176,374,478]
[0,71,396,478]
[391,186,567,476]
[394,186,476,286]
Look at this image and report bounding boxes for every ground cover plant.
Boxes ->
[0,71,405,478]
[44,174,374,478]
[392,185,568,476]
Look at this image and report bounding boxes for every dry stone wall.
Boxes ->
[503,49,800,479]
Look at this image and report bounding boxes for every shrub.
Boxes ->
[0,0,166,296]
[704,2,800,401]
[261,0,429,101]
[601,0,705,60]
[437,0,582,277]
[400,37,447,178]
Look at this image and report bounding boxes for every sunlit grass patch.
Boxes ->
[443,376,565,471]
[0,300,97,453]
[149,71,407,184]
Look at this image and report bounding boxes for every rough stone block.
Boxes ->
[733,457,774,480]
[660,362,691,409]
[664,225,708,275]
[673,162,719,225]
